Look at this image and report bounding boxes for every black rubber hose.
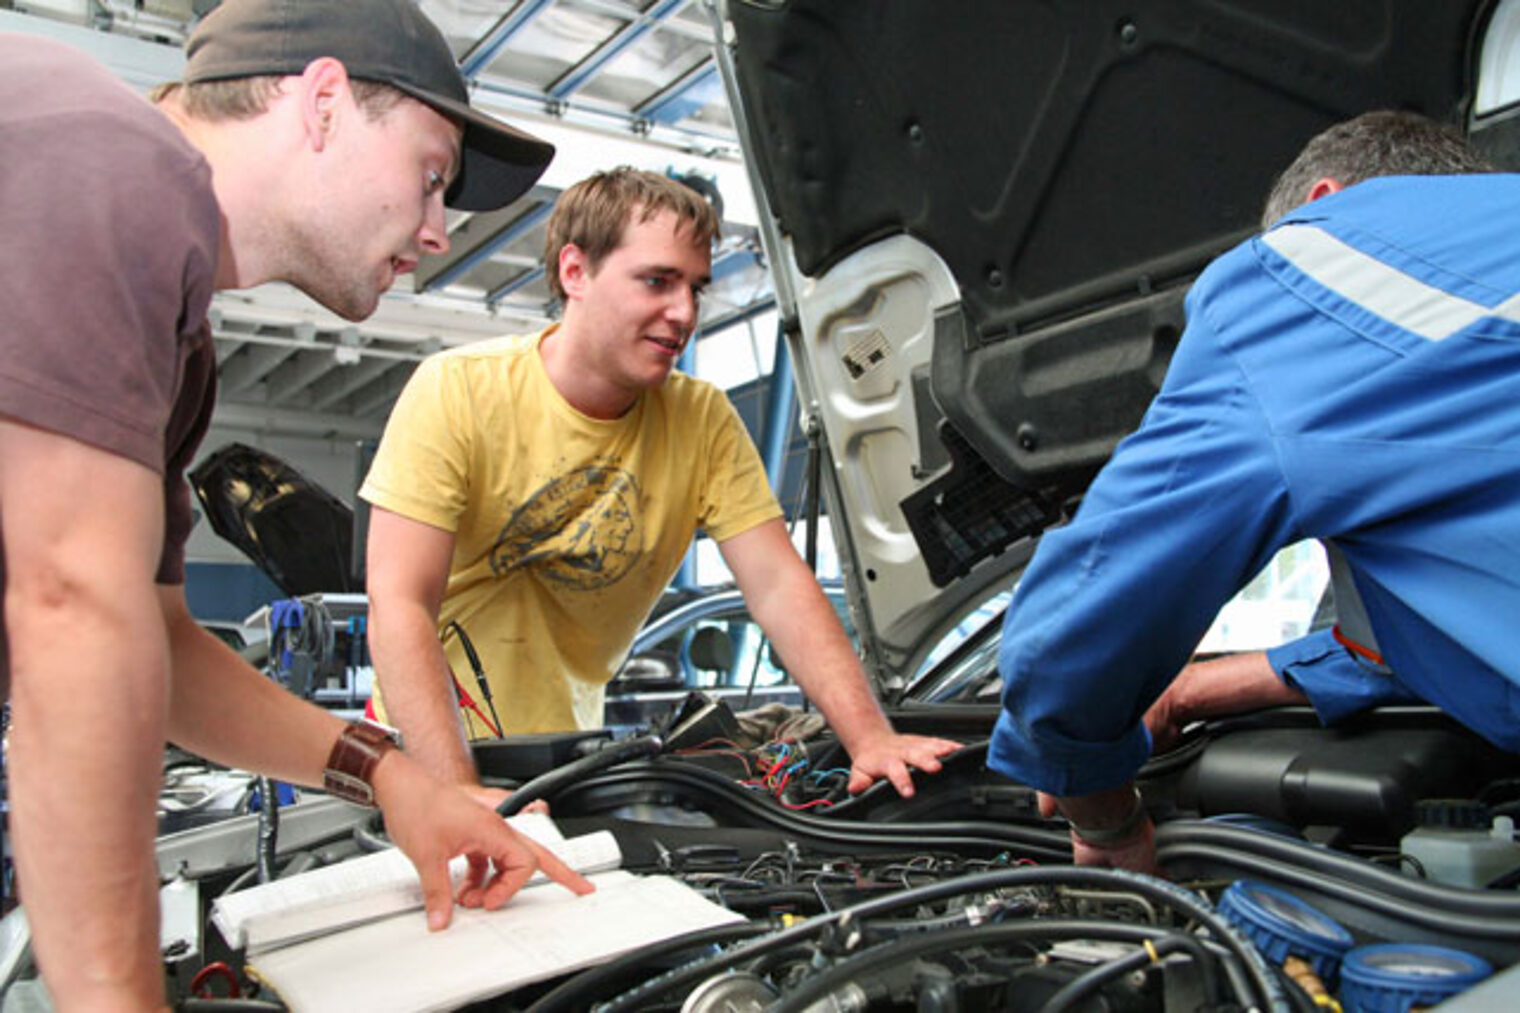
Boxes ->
[1156,821,1520,938]
[1039,932,1215,1013]
[769,921,1220,1013]
[595,865,1286,1013]
[496,735,664,817]
[346,737,665,852]
[525,921,769,1013]
[553,759,1072,860]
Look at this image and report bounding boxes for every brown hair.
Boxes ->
[150,75,405,122]
[544,167,721,302]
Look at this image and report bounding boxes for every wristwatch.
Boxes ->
[1067,786,1148,848]
[323,720,401,807]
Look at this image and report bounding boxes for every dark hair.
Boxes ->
[150,75,404,122]
[544,167,721,302]
[1260,110,1493,228]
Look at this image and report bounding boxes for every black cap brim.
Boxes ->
[390,82,554,212]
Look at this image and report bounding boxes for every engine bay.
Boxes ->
[6,698,1510,1012]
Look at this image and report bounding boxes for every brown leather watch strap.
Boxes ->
[323,720,399,807]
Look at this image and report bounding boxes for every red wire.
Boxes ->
[683,737,746,751]
[675,747,755,777]
[191,962,242,999]
[454,681,502,737]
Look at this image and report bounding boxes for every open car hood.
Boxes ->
[714,0,1496,691]
[189,442,359,597]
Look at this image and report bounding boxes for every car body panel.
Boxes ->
[718,0,1492,688]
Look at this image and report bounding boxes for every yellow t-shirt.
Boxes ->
[359,327,782,735]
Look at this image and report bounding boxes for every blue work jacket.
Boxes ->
[989,173,1520,796]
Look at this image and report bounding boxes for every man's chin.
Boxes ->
[305,284,381,323]
[331,297,379,323]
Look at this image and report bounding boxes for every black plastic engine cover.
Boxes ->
[1176,716,1514,840]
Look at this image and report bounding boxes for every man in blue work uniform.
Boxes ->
[987,111,1510,872]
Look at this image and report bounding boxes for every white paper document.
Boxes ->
[248,870,745,1013]
[211,814,617,952]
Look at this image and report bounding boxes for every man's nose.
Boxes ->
[419,193,450,256]
[667,286,696,329]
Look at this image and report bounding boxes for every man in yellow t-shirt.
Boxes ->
[361,168,959,800]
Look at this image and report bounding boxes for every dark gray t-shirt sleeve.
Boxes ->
[0,37,220,585]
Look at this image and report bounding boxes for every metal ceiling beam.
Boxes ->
[709,246,760,282]
[211,330,437,364]
[488,265,546,305]
[547,0,690,100]
[0,9,185,91]
[218,342,302,397]
[471,76,739,154]
[265,351,345,407]
[307,356,400,412]
[574,0,710,43]
[209,402,385,441]
[214,339,244,368]
[459,0,557,81]
[350,366,419,419]
[634,58,718,125]
[422,202,554,294]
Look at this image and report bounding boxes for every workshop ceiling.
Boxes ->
[5,0,770,440]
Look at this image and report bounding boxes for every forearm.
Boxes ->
[161,601,341,786]
[1055,783,1143,833]
[369,595,478,784]
[1163,651,1305,725]
[1049,783,1157,875]
[8,582,170,1010]
[753,576,893,754]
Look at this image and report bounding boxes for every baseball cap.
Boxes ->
[184,0,553,212]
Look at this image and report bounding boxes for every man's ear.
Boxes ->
[1305,176,1344,204]
[559,244,591,299]
[293,57,351,153]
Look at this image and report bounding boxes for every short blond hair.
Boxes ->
[545,167,721,302]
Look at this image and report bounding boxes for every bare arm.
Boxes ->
[1045,652,1305,873]
[1144,651,1307,753]
[159,584,590,921]
[720,519,960,797]
[2,423,585,1011]
[365,506,479,784]
[161,585,344,780]
[2,422,175,1011]
[1040,784,1158,875]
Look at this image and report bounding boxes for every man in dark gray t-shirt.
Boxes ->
[0,2,592,1007]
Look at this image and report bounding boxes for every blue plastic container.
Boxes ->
[1217,880,1355,985]
[1339,943,1493,1013]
